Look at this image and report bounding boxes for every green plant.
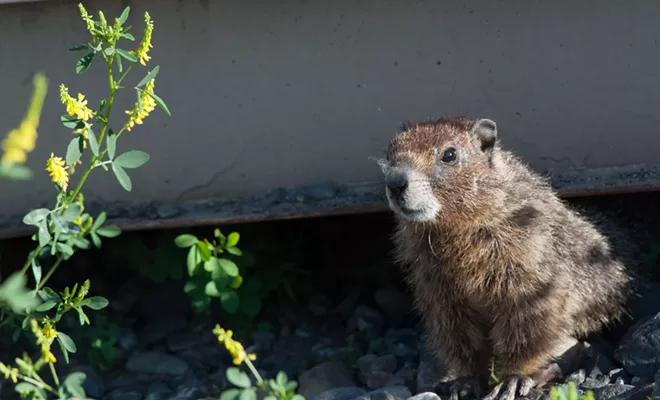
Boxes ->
[0,2,169,398]
[214,324,305,400]
[175,229,263,316]
[548,382,594,400]
[85,315,120,371]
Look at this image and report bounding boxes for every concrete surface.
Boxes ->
[1,0,660,234]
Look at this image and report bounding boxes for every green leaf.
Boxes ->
[91,232,102,248]
[186,246,200,276]
[196,242,212,262]
[264,396,278,400]
[72,236,91,249]
[230,275,243,289]
[137,65,160,88]
[142,89,172,116]
[221,389,243,400]
[204,281,221,297]
[64,371,87,398]
[114,150,150,169]
[39,287,61,303]
[175,234,198,248]
[204,257,220,273]
[76,306,90,325]
[107,131,117,159]
[92,211,107,231]
[116,51,123,73]
[285,381,298,392]
[103,47,115,57]
[226,246,243,256]
[36,300,57,312]
[22,208,50,225]
[291,395,305,400]
[240,388,257,400]
[76,53,95,74]
[62,204,82,222]
[66,137,82,166]
[57,331,77,352]
[0,164,32,180]
[226,367,252,388]
[87,126,100,156]
[15,382,47,398]
[56,242,75,258]
[69,44,89,52]
[227,232,240,247]
[121,32,136,41]
[81,296,109,310]
[31,258,42,289]
[220,290,240,313]
[276,371,288,386]
[61,115,82,129]
[96,226,121,238]
[117,6,130,25]
[218,258,239,277]
[38,222,52,247]
[116,48,137,62]
[112,163,132,191]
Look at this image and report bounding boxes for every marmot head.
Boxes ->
[376,116,500,223]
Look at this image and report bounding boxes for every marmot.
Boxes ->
[375,116,633,400]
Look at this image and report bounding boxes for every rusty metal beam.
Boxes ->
[1,162,660,241]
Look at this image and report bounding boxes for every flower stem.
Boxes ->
[48,362,59,387]
[37,256,63,291]
[244,358,264,384]
[20,247,41,275]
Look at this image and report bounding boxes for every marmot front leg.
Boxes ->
[485,304,571,400]
[423,306,490,400]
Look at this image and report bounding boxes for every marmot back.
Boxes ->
[375,116,633,400]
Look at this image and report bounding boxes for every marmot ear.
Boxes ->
[470,118,497,153]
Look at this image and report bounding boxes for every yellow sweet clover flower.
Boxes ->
[30,319,57,364]
[78,3,94,33]
[60,85,94,122]
[41,317,58,341]
[213,324,256,365]
[0,74,47,166]
[46,153,69,191]
[124,79,157,131]
[133,12,154,66]
[0,362,19,384]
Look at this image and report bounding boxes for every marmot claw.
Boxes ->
[482,376,535,400]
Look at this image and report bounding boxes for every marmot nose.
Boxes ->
[386,171,408,196]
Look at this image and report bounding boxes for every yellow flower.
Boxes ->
[46,153,69,191]
[30,319,57,364]
[60,84,94,121]
[41,347,57,364]
[1,74,47,166]
[41,317,58,341]
[213,324,256,365]
[124,79,157,131]
[134,12,154,66]
[78,3,94,33]
[0,362,18,384]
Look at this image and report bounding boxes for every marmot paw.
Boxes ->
[482,375,535,400]
[436,377,483,400]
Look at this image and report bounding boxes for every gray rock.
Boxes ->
[374,287,412,325]
[582,375,611,389]
[566,369,586,385]
[167,331,200,352]
[251,331,276,353]
[299,361,357,399]
[357,354,398,389]
[407,393,441,400]
[119,328,138,352]
[144,382,173,400]
[584,343,613,378]
[334,288,361,319]
[156,204,182,219]
[170,384,201,400]
[348,305,385,338]
[309,387,369,400]
[140,314,188,346]
[614,312,660,379]
[351,386,412,400]
[593,384,636,399]
[106,390,142,400]
[126,352,190,376]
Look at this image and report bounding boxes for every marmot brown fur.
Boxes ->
[375,116,633,400]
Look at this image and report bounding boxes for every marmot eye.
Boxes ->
[441,148,457,163]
